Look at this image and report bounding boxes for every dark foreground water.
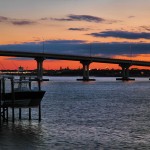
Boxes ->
[0,77,150,150]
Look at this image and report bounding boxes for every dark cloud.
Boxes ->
[0,40,149,61]
[50,17,73,22]
[69,14,105,23]
[0,14,118,26]
[49,14,121,24]
[68,28,89,31]
[51,14,105,23]
[89,30,150,39]
[140,26,150,31]
[0,16,8,22]
[128,16,135,18]
[106,20,121,24]
[44,40,85,44]
[40,17,49,21]
[12,20,36,25]
[0,15,37,26]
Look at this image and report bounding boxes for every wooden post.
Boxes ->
[38,79,41,91]
[11,77,15,123]
[38,79,41,122]
[2,78,5,121]
[0,79,2,126]
[2,77,5,94]
[29,108,31,120]
[38,104,41,122]
[19,108,21,120]
[29,77,31,90]
[6,108,8,122]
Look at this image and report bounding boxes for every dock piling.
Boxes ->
[0,79,2,126]
[19,108,22,120]
[29,108,31,120]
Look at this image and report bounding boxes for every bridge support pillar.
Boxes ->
[116,63,135,81]
[35,57,45,80]
[77,61,95,81]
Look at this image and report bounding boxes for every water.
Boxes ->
[0,77,150,150]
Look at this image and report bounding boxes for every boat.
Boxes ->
[1,75,46,108]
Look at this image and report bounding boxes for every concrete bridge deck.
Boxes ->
[0,50,149,66]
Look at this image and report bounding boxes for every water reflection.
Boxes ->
[0,121,45,150]
[0,77,150,149]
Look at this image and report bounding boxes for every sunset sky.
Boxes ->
[0,0,150,70]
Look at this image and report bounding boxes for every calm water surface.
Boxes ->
[0,77,150,150]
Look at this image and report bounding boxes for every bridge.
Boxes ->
[0,50,150,81]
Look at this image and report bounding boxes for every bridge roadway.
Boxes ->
[0,50,150,81]
[0,50,150,66]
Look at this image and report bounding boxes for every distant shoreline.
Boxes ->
[0,68,149,77]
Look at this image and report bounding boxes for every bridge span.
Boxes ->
[0,50,150,81]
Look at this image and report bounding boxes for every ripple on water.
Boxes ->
[0,77,150,150]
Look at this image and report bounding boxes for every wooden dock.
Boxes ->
[0,75,46,126]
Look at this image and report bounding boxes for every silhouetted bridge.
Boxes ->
[0,50,150,81]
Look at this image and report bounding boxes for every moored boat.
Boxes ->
[1,75,46,108]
